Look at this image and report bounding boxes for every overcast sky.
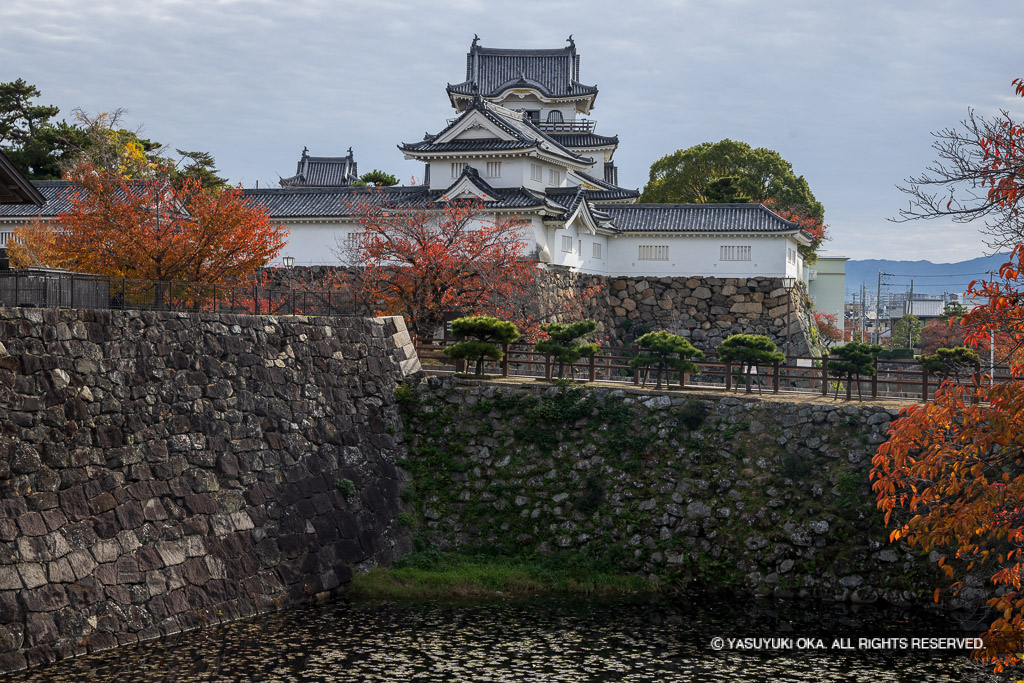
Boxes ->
[3,0,1022,262]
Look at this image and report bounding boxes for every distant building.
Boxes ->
[806,254,848,329]
[279,147,359,187]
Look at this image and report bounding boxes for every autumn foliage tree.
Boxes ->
[345,194,537,338]
[874,78,1024,673]
[9,161,286,284]
[812,311,843,349]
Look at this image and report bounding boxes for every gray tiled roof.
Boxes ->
[400,99,591,167]
[548,133,618,148]
[582,188,641,202]
[595,203,803,234]
[447,41,598,101]
[574,170,637,195]
[244,184,551,218]
[0,181,76,218]
[280,148,358,187]
[400,139,535,154]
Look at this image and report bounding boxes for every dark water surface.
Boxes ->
[3,596,991,682]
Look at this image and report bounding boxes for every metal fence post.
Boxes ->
[725,362,732,392]
[871,358,879,398]
[921,366,929,402]
[773,361,780,394]
[501,343,509,377]
[821,356,829,396]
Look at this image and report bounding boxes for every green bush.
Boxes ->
[716,334,784,394]
[629,331,704,389]
[534,320,599,380]
[444,316,521,376]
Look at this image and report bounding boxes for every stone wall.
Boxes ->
[539,270,818,355]
[0,309,416,673]
[398,377,974,606]
[257,267,818,355]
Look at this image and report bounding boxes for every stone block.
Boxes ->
[0,567,22,591]
[18,563,47,590]
[16,513,47,537]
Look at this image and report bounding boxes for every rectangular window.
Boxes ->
[638,245,669,261]
[720,245,752,261]
[548,169,561,186]
[561,235,573,253]
[450,162,466,178]
[344,231,365,249]
[592,242,602,259]
[530,163,543,181]
[486,161,502,178]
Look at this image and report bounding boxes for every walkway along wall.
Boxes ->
[398,377,985,607]
[0,309,418,672]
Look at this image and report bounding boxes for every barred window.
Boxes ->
[344,231,365,249]
[450,162,467,178]
[638,245,669,261]
[486,161,502,178]
[548,169,562,186]
[530,163,543,181]
[592,242,602,259]
[720,245,752,261]
[561,235,573,253]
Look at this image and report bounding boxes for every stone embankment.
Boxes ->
[259,266,817,355]
[398,377,971,605]
[0,309,417,672]
[540,272,816,354]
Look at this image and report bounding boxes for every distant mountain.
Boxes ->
[843,253,1011,299]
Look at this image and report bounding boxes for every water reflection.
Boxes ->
[3,596,988,682]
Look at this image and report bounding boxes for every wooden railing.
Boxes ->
[415,336,993,402]
[534,120,597,134]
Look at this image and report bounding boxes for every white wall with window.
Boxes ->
[599,234,803,278]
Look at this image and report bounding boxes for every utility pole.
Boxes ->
[875,270,883,344]
[860,283,867,342]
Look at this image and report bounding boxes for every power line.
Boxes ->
[880,271,993,279]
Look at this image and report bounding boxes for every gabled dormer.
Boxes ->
[399,97,596,190]
[438,165,500,202]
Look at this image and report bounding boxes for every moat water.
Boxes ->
[2,596,990,682]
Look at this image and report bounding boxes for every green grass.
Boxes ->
[348,551,662,600]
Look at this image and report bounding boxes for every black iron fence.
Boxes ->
[0,270,358,317]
